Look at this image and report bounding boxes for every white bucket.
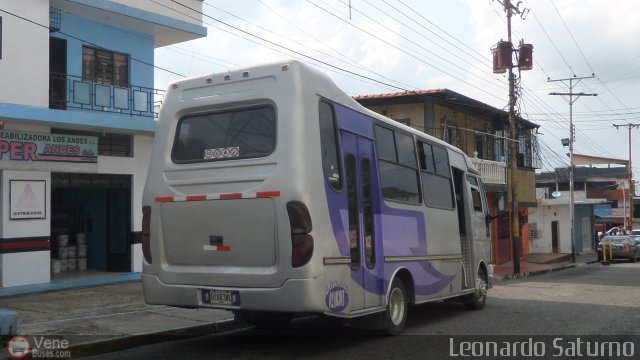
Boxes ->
[67,246,76,258]
[76,233,86,245]
[51,259,61,274]
[77,257,87,271]
[58,234,69,247]
[58,246,69,259]
[67,258,77,271]
[77,244,88,258]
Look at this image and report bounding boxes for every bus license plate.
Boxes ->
[201,289,240,306]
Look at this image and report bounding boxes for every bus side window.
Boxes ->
[319,101,342,191]
[374,125,420,204]
[467,175,483,212]
[418,141,454,210]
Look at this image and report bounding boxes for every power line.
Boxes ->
[304,0,505,100]
[341,0,506,93]
[549,0,595,75]
[166,0,410,91]
[524,2,574,75]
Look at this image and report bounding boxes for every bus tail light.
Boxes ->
[287,201,313,267]
[142,206,152,264]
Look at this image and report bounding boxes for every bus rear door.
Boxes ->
[341,130,384,312]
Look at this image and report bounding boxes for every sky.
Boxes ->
[154,0,640,178]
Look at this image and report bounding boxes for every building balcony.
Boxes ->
[470,155,507,186]
[49,72,164,118]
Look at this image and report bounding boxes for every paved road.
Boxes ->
[80,262,640,359]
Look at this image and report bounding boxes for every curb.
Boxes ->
[495,262,587,282]
[0,274,142,299]
[502,263,578,280]
[68,318,243,358]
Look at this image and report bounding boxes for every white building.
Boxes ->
[0,0,205,288]
[529,191,604,255]
[530,165,633,256]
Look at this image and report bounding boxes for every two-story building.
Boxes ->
[354,89,541,265]
[534,160,638,254]
[0,0,206,288]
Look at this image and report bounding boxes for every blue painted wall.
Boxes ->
[28,11,159,132]
[53,11,154,88]
[575,204,595,253]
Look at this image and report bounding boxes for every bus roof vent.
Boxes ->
[242,71,250,78]
[205,77,213,84]
[281,64,289,71]
[224,74,232,81]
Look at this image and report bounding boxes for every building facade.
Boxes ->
[533,166,639,254]
[354,89,541,265]
[0,0,205,287]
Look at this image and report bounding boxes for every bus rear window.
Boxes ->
[172,106,276,163]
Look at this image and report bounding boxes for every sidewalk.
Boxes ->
[0,281,238,358]
[0,253,599,358]
[494,252,599,280]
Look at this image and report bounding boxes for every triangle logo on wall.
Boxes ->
[15,184,39,209]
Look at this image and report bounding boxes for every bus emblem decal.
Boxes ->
[325,281,349,312]
[204,147,240,159]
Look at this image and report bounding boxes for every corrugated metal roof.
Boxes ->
[352,89,446,100]
[353,88,540,129]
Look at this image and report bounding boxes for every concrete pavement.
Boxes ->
[0,282,238,359]
[0,252,599,358]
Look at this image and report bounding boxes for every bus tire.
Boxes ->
[384,278,408,335]
[235,311,293,329]
[464,268,488,310]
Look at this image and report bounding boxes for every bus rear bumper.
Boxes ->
[142,274,326,313]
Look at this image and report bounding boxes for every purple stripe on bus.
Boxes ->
[324,101,455,296]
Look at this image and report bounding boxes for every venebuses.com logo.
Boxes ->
[6,336,30,358]
[5,335,71,359]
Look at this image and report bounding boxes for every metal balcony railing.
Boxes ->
[470,155,507,185]
[49,72,164,118]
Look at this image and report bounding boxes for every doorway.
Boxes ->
[51,173,132,275]
[342,130,381,311]
[551,220,559,253]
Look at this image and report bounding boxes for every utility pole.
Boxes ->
[613,123,639,229]
[493,0,531,274]
[549,76,596,263]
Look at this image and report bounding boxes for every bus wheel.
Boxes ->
[464,268,488,310]
[384,278,408,335]
[235,311,293,329]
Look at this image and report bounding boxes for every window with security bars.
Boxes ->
[82,46,129,87]
[529,223,540,239]
[51,129,133,157]
[494,127,541,169]
[443,124,459,148]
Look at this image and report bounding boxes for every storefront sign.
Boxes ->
[10,180,46,220]
[0,130,97,163]
[610,208,628,217]
[593,203,611,217]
